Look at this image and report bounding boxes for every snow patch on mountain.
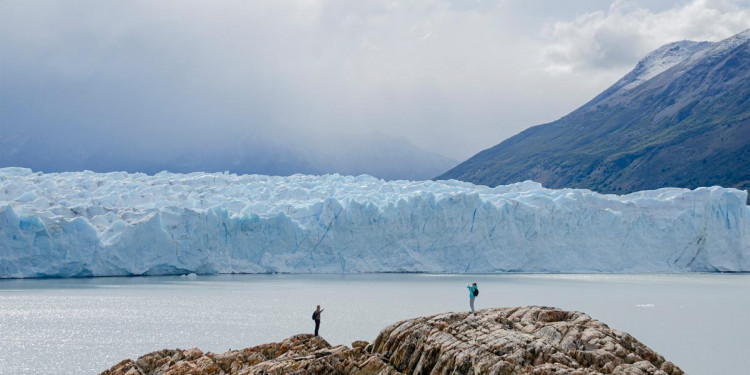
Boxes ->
[618,41,711,91]
[606,29,749,95]
[1,168,748,278]
[681,28,750,67]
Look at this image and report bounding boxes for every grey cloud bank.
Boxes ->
[1,0,749,173]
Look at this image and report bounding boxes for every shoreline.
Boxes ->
[2,269,749,281]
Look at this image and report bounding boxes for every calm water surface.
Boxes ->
[0,273,748,375]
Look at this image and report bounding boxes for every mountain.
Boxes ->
[0,128,456,181]
[295,131,458,181]
[147,130,457,181]
[438,30,750,199]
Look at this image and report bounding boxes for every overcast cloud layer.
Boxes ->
[1,0,749,164]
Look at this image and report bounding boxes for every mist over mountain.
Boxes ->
[439,30,750,199]
[0,127,456,181]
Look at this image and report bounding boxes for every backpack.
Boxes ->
[312,311,317,320]
[473,287,479,297]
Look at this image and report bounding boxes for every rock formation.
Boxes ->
[102,306,683,375]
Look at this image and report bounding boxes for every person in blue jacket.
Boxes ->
[467,283,478,315]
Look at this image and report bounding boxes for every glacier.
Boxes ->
[0,168,748,278]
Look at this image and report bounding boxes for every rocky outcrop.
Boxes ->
[371,306,683,375]
[102,334,399,375]
[102,306,683,375]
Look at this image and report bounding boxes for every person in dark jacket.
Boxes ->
[312,305,324,336]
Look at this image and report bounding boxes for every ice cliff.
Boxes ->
[1,168,748,278]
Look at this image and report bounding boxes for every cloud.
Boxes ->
[540,0,750,74]
[0,0,543,161]
[1,0,748,166]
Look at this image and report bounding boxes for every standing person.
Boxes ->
[312,305,324,336]
[466,283,478,315]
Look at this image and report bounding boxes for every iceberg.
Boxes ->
[0,168,748,278]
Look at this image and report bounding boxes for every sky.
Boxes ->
[1,0,749,163]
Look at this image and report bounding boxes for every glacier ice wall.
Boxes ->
[0,168,748,278]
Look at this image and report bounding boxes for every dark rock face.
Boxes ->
[101,306,683,375]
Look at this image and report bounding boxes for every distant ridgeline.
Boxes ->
[1,169,748,278]
[438,30,750,203]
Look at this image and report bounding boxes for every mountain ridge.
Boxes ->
[0,129,457,181]
[438,30,750,201]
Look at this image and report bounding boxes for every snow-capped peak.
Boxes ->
[682,28,749,66]
[618,40,711,91]
[609,29,749,94]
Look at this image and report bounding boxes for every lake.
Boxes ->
[1,273,747,374]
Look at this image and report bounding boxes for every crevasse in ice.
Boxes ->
[1,168,748,278]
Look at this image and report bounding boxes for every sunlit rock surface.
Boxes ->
[1,168,748,278]
[101,306,684,375]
